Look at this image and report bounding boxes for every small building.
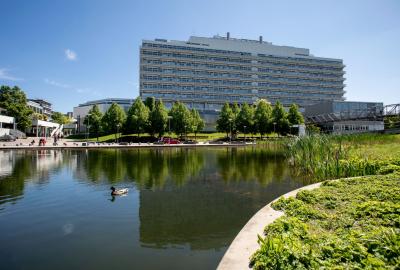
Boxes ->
[29,99,53,118]
[63,120,78,136]
[0,115,16,136]
[28,119,60,137]
[73,98,135,133]
[27,100,44,115]
[305,101,384,134]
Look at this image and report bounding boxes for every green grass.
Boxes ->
[67,132,223,142]
[286,134,400,180]
[251,173,400,269]
[67,132,282,143]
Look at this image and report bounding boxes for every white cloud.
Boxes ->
[65,49,77,61]
[0,68,22,81]
[44,78,101,97]
[44,78,70,88]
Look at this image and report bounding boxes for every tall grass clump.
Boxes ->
[285,134,397,179]
[287,134,346,179]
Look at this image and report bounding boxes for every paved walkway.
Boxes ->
[0,138,253,150]
[217,182,322,270]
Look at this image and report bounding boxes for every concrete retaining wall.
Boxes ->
[217,182,322,270]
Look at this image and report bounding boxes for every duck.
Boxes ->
[110,186,129,196]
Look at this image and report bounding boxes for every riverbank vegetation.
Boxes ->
[286,133,400,180]
[251,173,400,269]
[250,133,400,269]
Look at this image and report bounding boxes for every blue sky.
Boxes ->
[0,0,399,112]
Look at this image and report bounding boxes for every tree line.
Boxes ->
[0,85,72,130]
[216,99,304,137]
[84,97,205,140]
[1,85,304,138]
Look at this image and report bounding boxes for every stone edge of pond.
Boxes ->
[0,143,253,150]
[217,181,323,270]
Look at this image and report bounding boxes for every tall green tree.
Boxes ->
[216,103,234,137]
[236,102,255,135]
[0,85,32,130]
[101,103,126,139]
[84,105,103,140]
[52,112,70,125]
[255,99,273,138]
[149,99,168,138]
[272,101,290,135]
[190,108,205,140]
[287,104,304,125]
[125,97,149,137]
[144,97,155,112]
[169,101,192,138]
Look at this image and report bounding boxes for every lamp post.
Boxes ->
[273,122,277,135]
[244,125,247,144]
[168,116,172,144]
[228,118,232,144]
[116,123,121,143]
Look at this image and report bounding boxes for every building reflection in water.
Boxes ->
[0,147,307,250]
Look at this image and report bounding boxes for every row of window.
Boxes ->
[142,43,342,66]
[142,67,344,84]
[141,50,343,71]
[142,89,340,100]
[257,76,342,86]
[142,42,252,56]
[142,66,344,82]
[146,92,255,102]
[143,85,342,99]
[141,76,343,90]
[141,83,342,95]
[141,58,344,75]
[142,67,253,79]
[258,68,343,80]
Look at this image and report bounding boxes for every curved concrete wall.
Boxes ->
[217,182,322,270]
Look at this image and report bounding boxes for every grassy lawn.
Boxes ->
[251,172,400,269]
[67,132,281,143]
[67,132,225,142]
[347,134,400,160]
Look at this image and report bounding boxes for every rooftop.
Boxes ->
[78,98,135,107]
[143,33,342,62]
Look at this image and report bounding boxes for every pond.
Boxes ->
[0,146,310,270]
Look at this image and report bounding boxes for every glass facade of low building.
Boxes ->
[139,35,346,113]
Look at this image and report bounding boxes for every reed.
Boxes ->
[286,134,400,180]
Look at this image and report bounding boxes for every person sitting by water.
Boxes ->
[110,186,128,196]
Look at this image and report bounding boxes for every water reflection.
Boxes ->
[0,150,67,209]
[0,147,308,255]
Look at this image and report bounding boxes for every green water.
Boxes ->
[0,147,309,270]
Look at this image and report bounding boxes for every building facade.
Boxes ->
[29,99,53,118]
[73,98,135,133]
[139,34,346,128]
[305,101,384,134]
[27,100,44,115]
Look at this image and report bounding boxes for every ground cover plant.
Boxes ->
[251,173,400,269]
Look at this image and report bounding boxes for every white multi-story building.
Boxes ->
[140,33,346,128]
[73,98,135,133]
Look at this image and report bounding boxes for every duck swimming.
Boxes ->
[110,186,129,196]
